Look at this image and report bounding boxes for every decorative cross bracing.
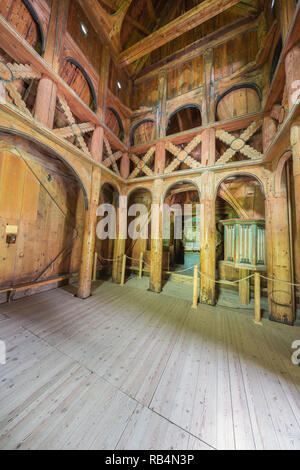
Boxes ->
[56,94,92,156]
[129,146,156,178]
[216,120,263,164]
[103,136,122,175]
[165,133,203,174]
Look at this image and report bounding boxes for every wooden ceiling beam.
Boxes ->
[118,0,243,67]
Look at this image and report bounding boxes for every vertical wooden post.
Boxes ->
[120,153,130,179]
[149,180,164,293]
[202,48,215,125]
[279,0,295,42]
[155,140,166,175]
[139,252,144,279]
[34,0,69,128]
[156,72,167,139]
[285,44,300,112]
[254,272,262,324]
[290,122,300,286]
[77,167,101,299]
[201,128,215,166]
[200,172,216,305]
[112,194,127,284]
[265,187,294,325]
[239,269,250,305]
[91,126,104,162]
[97,46,111,121]
[121,254,127,286]
[192,265,199,309]
[262,116,277,153]
[92,252,98,282]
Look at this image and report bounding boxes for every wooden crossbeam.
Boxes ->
[119,0,242,66]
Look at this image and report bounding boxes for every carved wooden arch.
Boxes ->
[274,151,292,196]
[0,127,89,209]
[127,185,154,202]
[63,57,98,111]
[130,119,156,146]
[215,83,262,121]
[162,178,201,205]
[100,180,121,199]
[166,104,202,133]
[22,0,46,53]
[106,107,125,141]
[214,171,266,200]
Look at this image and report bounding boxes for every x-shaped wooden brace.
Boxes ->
[54,122,95,139]
[128,146,155,178]
[165,133,203,174]
[57,94,91,156]
[0,62,41,117]
[103,137,122,175]
[216,120,263,164]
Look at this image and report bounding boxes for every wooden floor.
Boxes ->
[0,279,300,450]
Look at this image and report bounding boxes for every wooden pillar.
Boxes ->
[97,46,111,121]
[149,180,164,293]
[91,126,104,162]
[112,193,127,283]
[285,44,300,112]
[201,128,215,166]
[156,72,167,139]
[34,0,69,128]
[263,116,277,153]
[239,268,250,305]
[120,153,130,179]
[155,141,166,174]
[77,167,101,299]
[202,48,215,125]
[265,187,294,325]
[290,122,300,285]
[200,172,216,305]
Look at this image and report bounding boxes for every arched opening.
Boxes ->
[126,187,152,275]
[163,181,200,278]
[0,133,86,298]
[215,174,266,306]
[0,0,45,54]
[215,85,261,121]
[105,107,124,141]
[130,120,155,146]
[60,58,97,111]
[166,105,202,136]
[95,183,119,277]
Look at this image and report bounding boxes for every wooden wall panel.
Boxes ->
[0,0,41,51]
[214,30,258,81]
[132,77,159,110]
[60,60,92,108]
[108,61,129,106]
[0,151,84,288]
[167,56,204,100]
[67,1,102,72]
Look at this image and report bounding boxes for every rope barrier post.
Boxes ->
[121,254,127,286]
[92,252,98,282]
[254,272,262,325]
[239,268,250,305]
[139,252,143,279]
[192,265,199,309]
